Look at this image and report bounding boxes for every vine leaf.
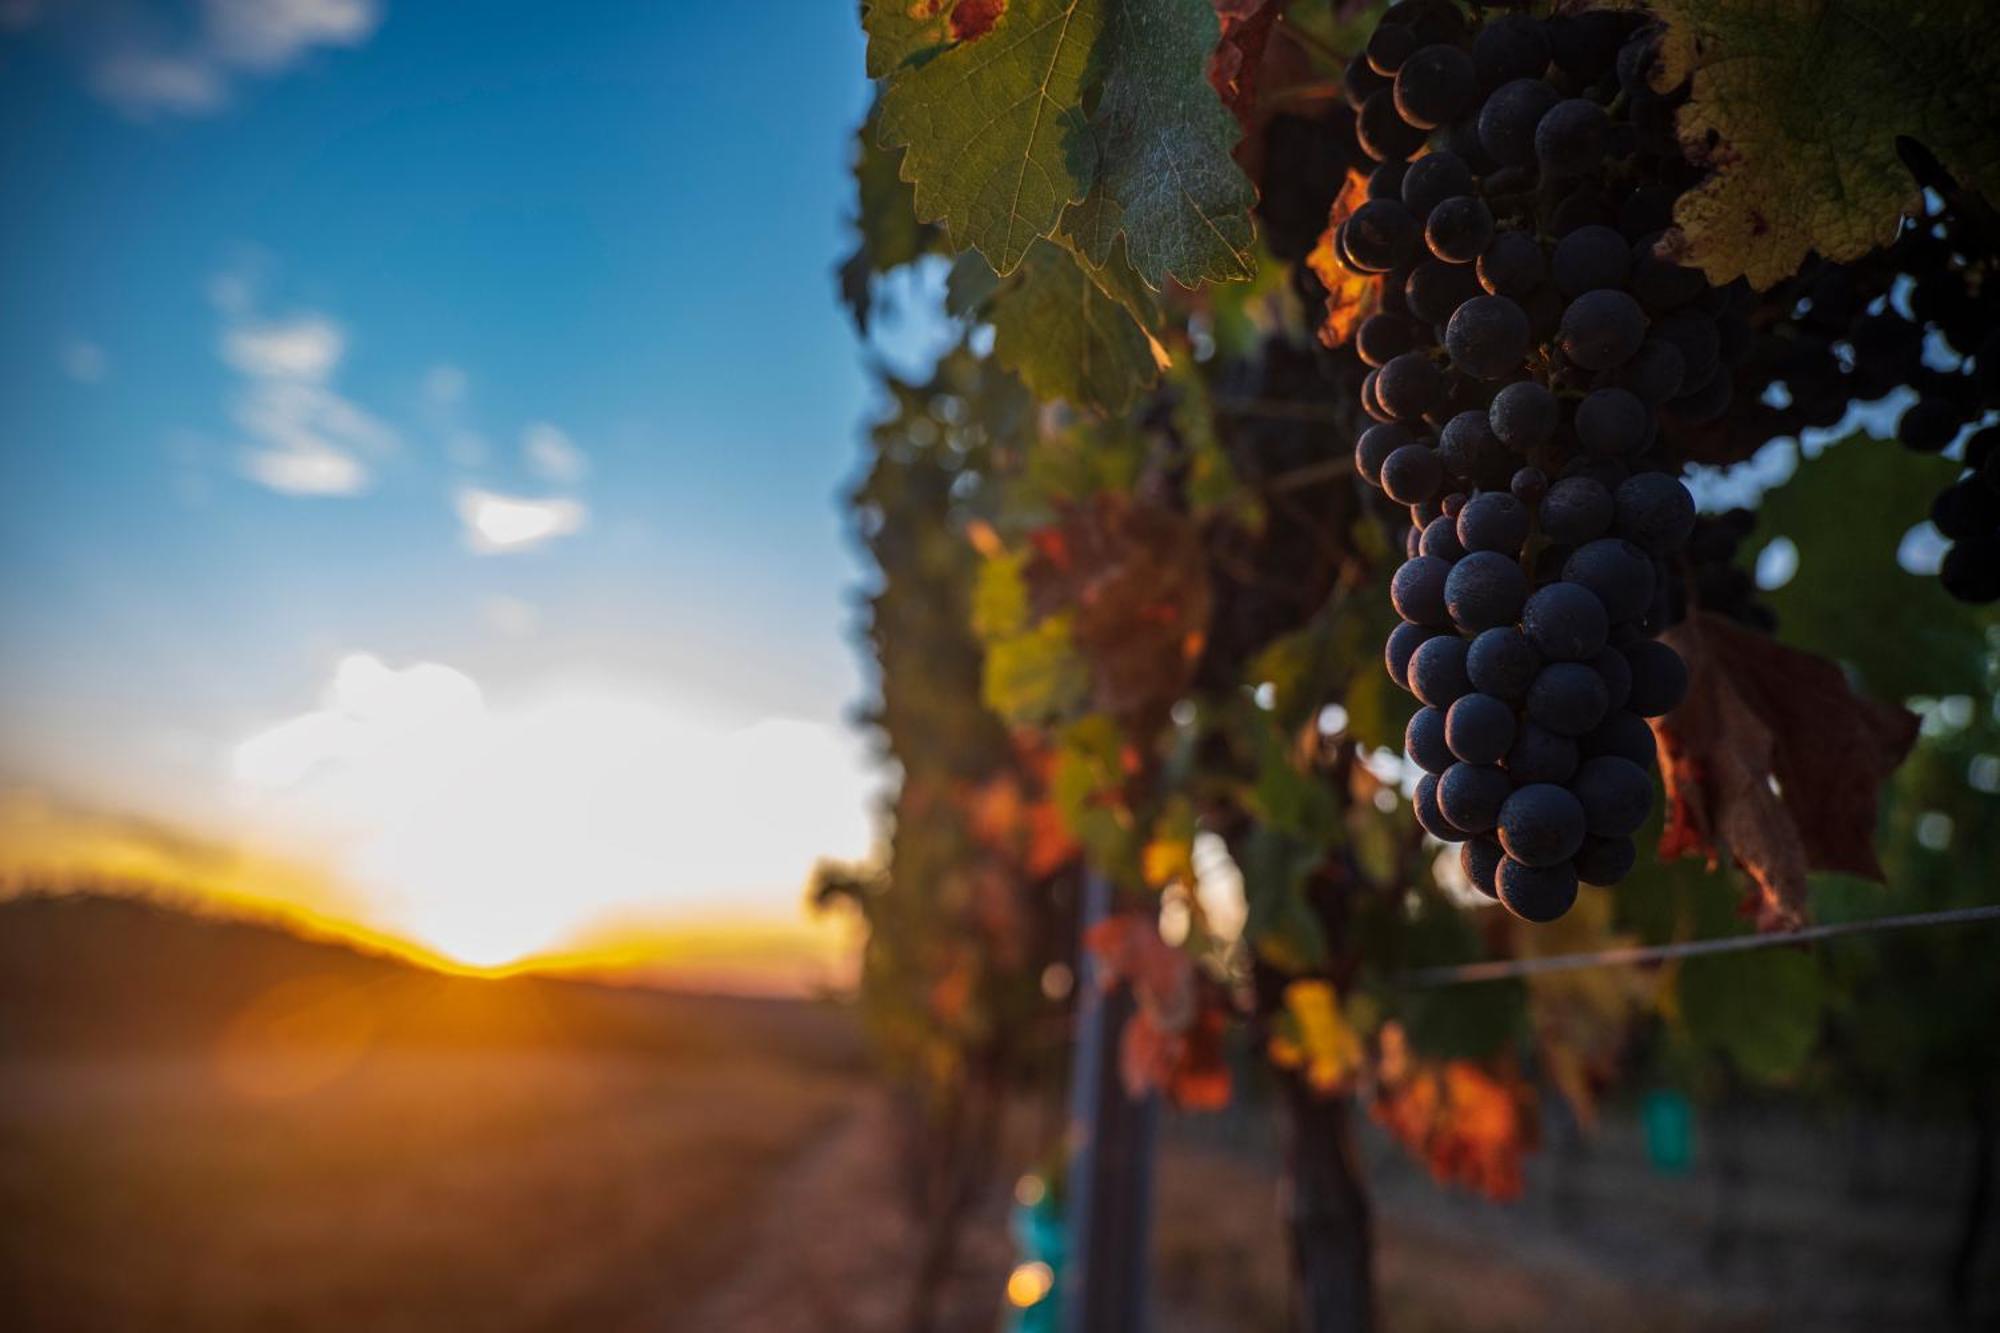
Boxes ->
[1207,0,1282,127]
[1652,613,1918,930]
[989,239,1167,412]
[1753,434,1994,701]
[1268,979,1364,1092]
[873,0,1105,276]
[1025,490,1211,732]
[1371,1023,1534,1201]
[1086,912,1232,1108]
[1062,0,1258,288]
[1676,946,1823,1081]
[1652,0,2000,288]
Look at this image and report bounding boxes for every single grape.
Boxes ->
[1406,704,1455,774]
[1382,443,1445,504]
[1527,660,1611,736]
[1409,631,1473,706]
[1367,159,1410,201]
[1414,772,1471,842]
[1377,351,1447,419]
[1503,720,1580,784]
[1439,761,1513,831]
[1456,491,1531,555]
[1521,581,1610,661]
[1535,98,1609,178]
[1477,77,1561,169]
[1437,411,1504,487]
[1613,471,1697,554]
[1344,53,1389,109]
[1574,386,1651,456]
[1539,476,1614,545]
[1394,43,1478,129]
[1446,692,1518,765]
[1445,295,1532,380]
[1488,380,1558,449]
[1391,555,1453,627]
[1477,230,1547,299]
[1558,289,1648,370]
[1497,857,1578,921]
[1623,640,1688,716]
[1446,550,1531,632]
[1366,22,1419,75]
[1498,782,1588,866]
[1427,196,1496,264]
[1345,200,1422,272]
[1552,224,1630,297]
[1940,537,2000,604]
[1358,87,1429,161]
[1570,754,1654,838]
[1653,310,1720,389]
[1467,625,1540,701]
[1563,537,1656,623]
[1460,835,1504,898]
[1356,313,1419,368]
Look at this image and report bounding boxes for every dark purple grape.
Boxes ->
[1613,471,1696,554]
[1446,550,1531,632]
[1522,581,1610,661]
[1394,43,1478,129]
[1559,289,1648,370]
[1385,621,1439,688]
[1439,761,1513,831]
[1427,196,1495,264]
[1504,721,1580,784]
[1498,782,1587,866]
[1570,755,1654,838]
[1552,224,1631,297]
[1540,476,1614,545]
[1446,692,1518,765]
[1527,661,1611,736]
[1406,704,1454,773]
[1401,151,1475,217]
[1354,421,1411,485]
[1467,625,1540,702]
[1488,380,1558,449]
[1382,443,1445,504]
[1564,537,1656,623]
[1391,555,1453,627]
[1478,77,1561,169]
[1574,835,1636,886]
[1460,835,1504,898]
[1415,772,1471,842]
[1445,295,1531,380]
[1409,631,1473,706]
[1477,230,1547,299]
[1623,640,1688,716]
[1497,857,1578,921]
[1574,386,1651,456]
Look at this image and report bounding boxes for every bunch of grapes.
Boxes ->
[1744,190,2000,604]
[1332,0,1716,922]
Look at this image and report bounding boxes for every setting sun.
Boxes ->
[228,654,875,969]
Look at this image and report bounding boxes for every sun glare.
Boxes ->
[231,654,875,969]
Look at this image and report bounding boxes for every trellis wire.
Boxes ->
[1399,903,2000,988]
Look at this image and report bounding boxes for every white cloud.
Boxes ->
[209,274,396,497]
[222,315,345,381]
[231,654,875,965]
[242,441,369,495]
[521,421,588,485]
[205,0,381,72]
[90,52,228,117]
[85,0,384,119]
[454,487,588,554]
[61,339,107,383]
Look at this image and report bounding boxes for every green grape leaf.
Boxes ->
[1752,435,1994,701]
[983,611,1092,724]
[874,0,1106,276]
[1676,947,1823,1082]
[1653,0,2000,289]
[861,0,951,79]
[1237,824,1329,974]
[989,238,1164,411]
[1060,0,1257,288]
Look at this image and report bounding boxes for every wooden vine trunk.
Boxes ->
[1277,1079,1376,1333]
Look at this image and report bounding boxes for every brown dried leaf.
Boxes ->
[1652,614,1918,930]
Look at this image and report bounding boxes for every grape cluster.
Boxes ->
[1335,0,1711,923]
[1746,194,2000,603]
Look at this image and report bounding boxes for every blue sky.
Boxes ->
[0,2,897,960]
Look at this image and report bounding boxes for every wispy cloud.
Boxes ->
[84,0,385,119]
[212,266,396,497]
[60,339,107,383]
[454,487,588,554]
[522,421,588,486]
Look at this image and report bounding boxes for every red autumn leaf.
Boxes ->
[1085,912,1194,1031]
[1652,613,1918,931]
[1207,0,1281,126]
[1025,493,1212,733]
[1118,991,1233,1109]
[948,0,1007,42]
